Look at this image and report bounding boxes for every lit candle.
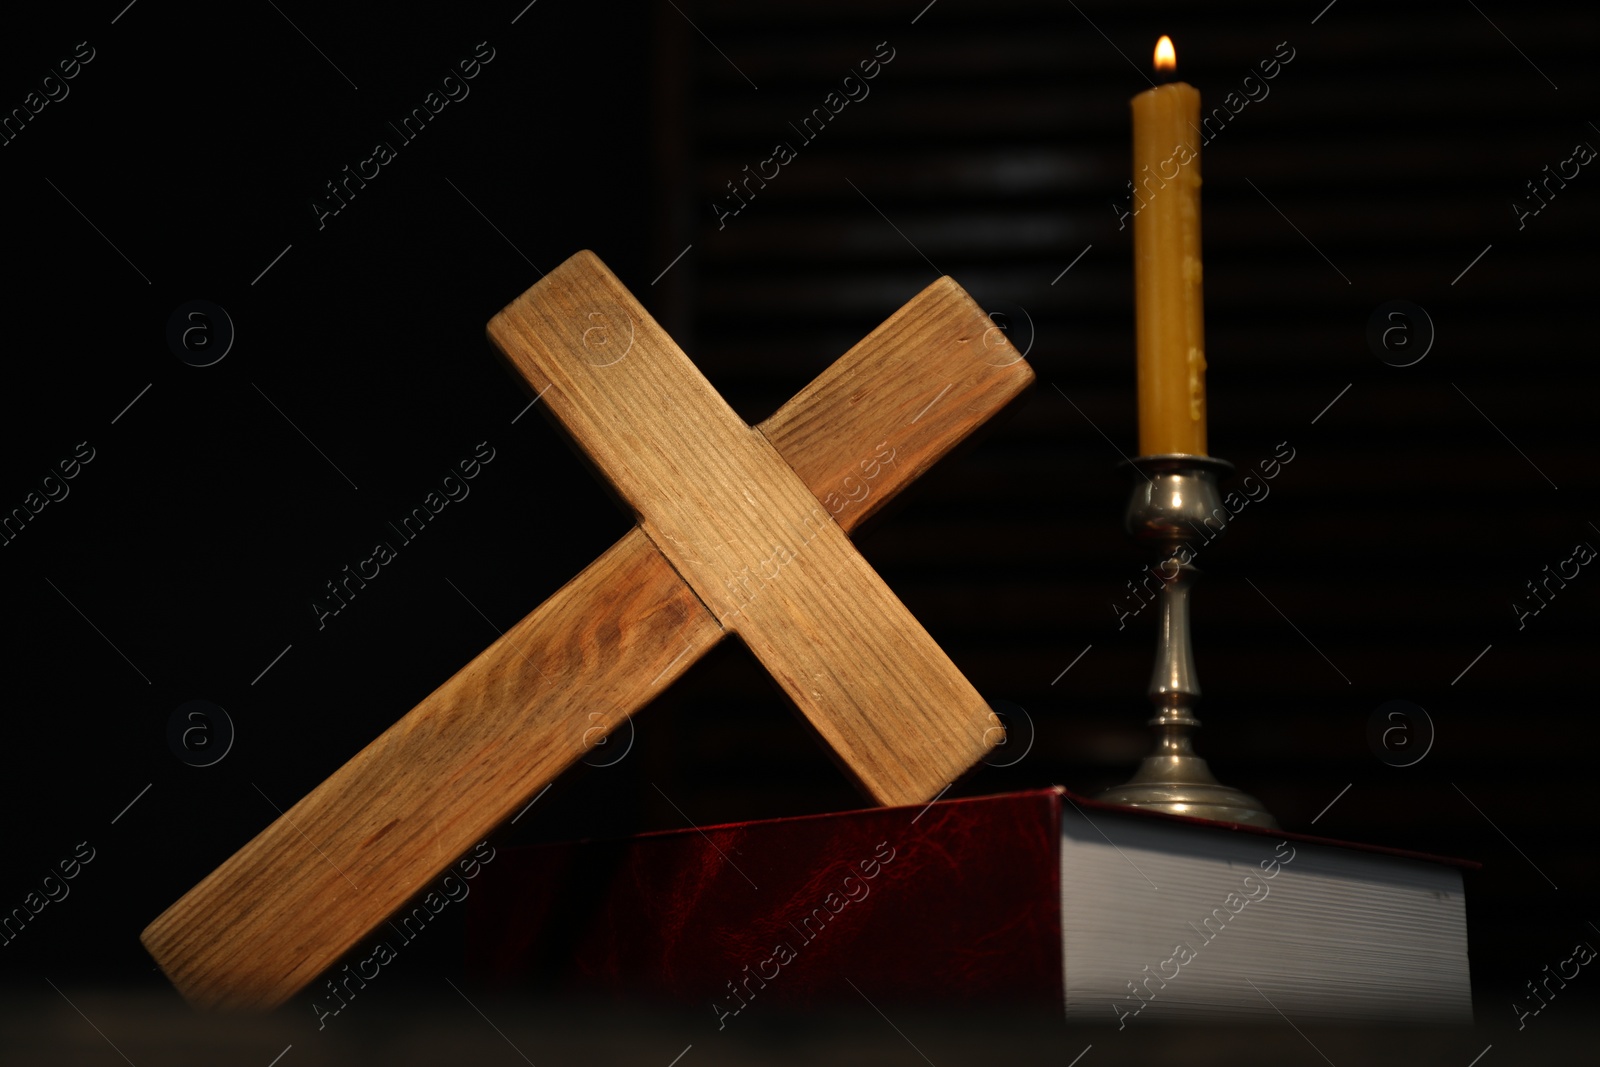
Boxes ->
[1131,35,1207,456]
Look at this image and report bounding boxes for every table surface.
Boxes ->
[5,987,1592,1066]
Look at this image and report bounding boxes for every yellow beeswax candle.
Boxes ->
[1131,35,1207,456]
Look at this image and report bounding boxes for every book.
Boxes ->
[466,786,1474,1025]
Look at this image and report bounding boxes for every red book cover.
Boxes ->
[471,788,1063,1012]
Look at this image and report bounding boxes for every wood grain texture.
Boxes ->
[758,274,1033,532]
[142,527,717,1009]
[142,250,1031,1010]
[488,251,1006,808]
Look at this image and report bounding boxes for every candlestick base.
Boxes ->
[1098,760,1280,829]
[1096,454,1279,830]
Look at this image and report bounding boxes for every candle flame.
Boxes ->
[1154,35,1176,72]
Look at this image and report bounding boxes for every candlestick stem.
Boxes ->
[1098,454,1279,828]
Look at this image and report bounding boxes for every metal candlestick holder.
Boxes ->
[1097,454,1279,828]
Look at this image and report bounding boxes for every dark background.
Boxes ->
[2,0,1596,1061]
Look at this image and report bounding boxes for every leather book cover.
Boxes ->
[468,788,1066,1012]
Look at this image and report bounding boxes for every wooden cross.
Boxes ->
[141,251,1034,1009]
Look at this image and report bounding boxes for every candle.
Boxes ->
[1131,35,1207,456]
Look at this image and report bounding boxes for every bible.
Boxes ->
[467,787,1473,1024]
